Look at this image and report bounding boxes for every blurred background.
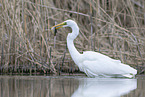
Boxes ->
[0,0,145,75]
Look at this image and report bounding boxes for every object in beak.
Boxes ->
[54,27,57,36]
[50,22,67,36]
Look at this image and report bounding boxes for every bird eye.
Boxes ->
[64,22,67,25]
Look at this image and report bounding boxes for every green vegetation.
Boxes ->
[0,0,145,74]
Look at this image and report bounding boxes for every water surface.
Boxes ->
[0,75,144,97]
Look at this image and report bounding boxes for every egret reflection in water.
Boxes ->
[71,78,137,97]
[0,76,141,97]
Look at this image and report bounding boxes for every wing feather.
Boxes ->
[78,51,137,77]
[81,51,137,77]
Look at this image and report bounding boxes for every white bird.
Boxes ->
[51,20,137,78]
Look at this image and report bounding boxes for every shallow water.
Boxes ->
[0,75,144,97]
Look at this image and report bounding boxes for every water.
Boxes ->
[0,75,145,97]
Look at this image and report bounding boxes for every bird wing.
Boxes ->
[82,60,121,75]
[81,51,136,76]
[83,51,121,63]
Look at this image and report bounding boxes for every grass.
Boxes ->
[0,0,145,75]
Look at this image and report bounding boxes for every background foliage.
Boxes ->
[0,0,145,74]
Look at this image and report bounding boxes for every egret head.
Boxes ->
[50,20,77,30]
[51,20,79,37]
[63,20,78,27]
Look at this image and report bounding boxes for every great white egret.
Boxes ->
[51,20,137,78]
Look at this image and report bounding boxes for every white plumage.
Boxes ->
[51,20,137,78]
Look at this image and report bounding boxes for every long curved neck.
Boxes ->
[67,25,81,65]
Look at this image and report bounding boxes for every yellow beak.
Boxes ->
[50,22,66,30]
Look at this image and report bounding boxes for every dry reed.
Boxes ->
[0,0,145,74]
